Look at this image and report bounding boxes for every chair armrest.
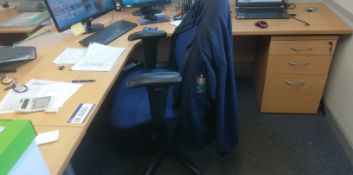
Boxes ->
[127,71,182,89]
[128,30,167,41]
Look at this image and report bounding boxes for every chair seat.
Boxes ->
[111,69,176,129]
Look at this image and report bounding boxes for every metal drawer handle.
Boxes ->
[291,47,313,52]
[284,81,306,86]
[288,61,310,66]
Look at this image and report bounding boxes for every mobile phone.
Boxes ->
[16,96,53,113]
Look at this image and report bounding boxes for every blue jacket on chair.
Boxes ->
[170,0,238,154]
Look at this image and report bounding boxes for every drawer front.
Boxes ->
[269,40,336,56]
[261,74,327,113]
[267,55,332,74]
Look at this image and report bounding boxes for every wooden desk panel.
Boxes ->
[36,126,84,175]
[0,9,46,45]
[0,9,43,34]
[233,3,352,35]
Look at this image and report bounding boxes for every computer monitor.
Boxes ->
[43,0,115,33]
[121,0,171,18]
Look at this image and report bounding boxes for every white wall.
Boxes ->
[332,0,353,12]
[323,0,353,162]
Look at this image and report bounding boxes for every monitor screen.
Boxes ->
[122,0,170,8]
[44,0,115,32]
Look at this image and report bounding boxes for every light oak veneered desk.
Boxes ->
[0,3,351,174]
[0,9,46,45]
[233,3,351,113]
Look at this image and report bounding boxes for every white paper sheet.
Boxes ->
[171,20,182,27]
[71,43,125,72]
[53,48,87,65]
[35,130,60,145]
[0,79,82,113]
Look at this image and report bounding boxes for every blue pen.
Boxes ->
[70,79,96,83]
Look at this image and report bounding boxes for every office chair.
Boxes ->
[110,28,200,175]
[111,0,236,173]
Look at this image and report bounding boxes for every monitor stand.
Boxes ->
[84,21,104,33]
[132,6,161,20]
[173,0,192,20]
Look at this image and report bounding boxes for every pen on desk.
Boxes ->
[70,79,96,83]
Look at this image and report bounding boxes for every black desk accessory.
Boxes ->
[1,2,9,8]
[79,20,137,46]
[173,0,193,20]
[305,7,318,13]
[138,14,170,25]
[0,46,37,72]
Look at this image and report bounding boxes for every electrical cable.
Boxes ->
[289,14,310,26]
[284,0,296,9]
[287,3,296,9]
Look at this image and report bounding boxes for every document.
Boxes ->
[71,43,125,72]
[53,48,87,65]
[171,20,182,27]
[0,80,82,113]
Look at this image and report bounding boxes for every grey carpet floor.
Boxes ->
[99,76,353,175]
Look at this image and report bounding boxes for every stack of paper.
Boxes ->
[171,20,182,27]
[0,80,82,113]
[53,43,125,72]
[53,48,87,65]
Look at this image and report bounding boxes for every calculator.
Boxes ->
[16,96,53,113]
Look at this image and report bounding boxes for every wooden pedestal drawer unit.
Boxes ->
[255,36,338,114]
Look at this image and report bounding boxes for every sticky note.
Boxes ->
[70,23,85,36]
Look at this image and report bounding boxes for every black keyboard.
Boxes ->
[236,7,289,19]
[79,20,138,46]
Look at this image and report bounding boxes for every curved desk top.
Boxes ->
[0,3,351,175]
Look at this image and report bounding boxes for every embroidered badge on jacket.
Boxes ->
[196,73,206,93]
